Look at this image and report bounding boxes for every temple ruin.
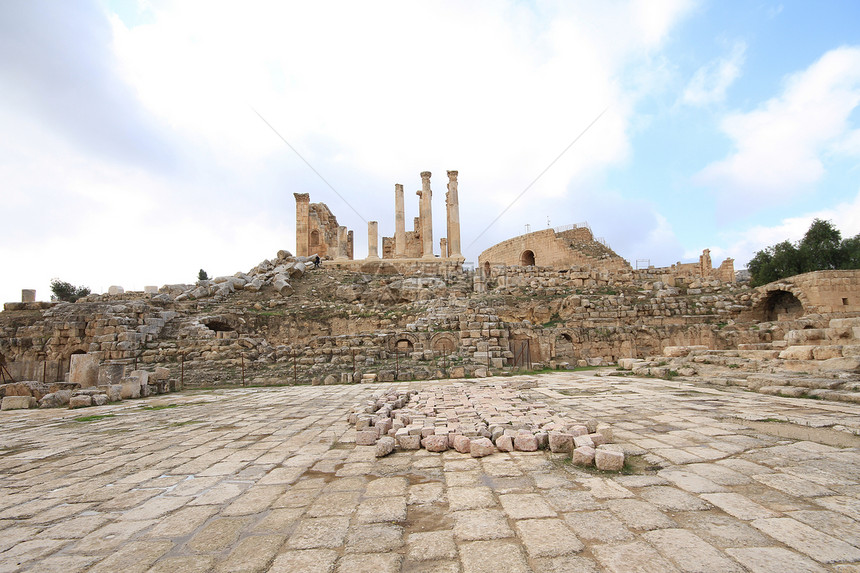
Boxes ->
[2,167,860,411]
[295,171,464,274]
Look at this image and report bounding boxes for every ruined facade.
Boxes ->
[478,225,631,274]
[294,193,353,260]
[664,249,735,284]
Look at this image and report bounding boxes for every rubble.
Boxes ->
[346,382,623,466]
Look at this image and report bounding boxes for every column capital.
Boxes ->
[447,170,458,180]
[293,192,310,202]
[420,171,431,180]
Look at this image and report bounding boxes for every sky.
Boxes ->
[2,0,860,303]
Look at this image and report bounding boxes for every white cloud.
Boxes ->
[695,46,860,203]
[1,0,698,304]
[682,41,745,106]
[712,188,860,268]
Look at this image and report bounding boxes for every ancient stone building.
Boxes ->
[665,249,735,284]
[478,224,631,274]
[294,193,353,260]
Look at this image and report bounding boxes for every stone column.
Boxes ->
[418,171,433,259]
[294,193,310,257]
[336,226,348,260]
[367,221,380,260]
[440,238,448,258]
[446,170,462,258]
[394,184,406,258]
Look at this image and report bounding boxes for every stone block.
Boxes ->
[573,434,595,449]
[355,430,377,446]
[21,289,36,302]
[120,379,141,399]
[779,346,816,360]
[154,367,170,380]
[397,434,421,450]
[514,433,538,451]
[69,395,93,409]
[1,396,36,410]
[596,423,613,443]
[69,353,99,388]
[548,432,574,453]
[106,385,122,402]
[588,432,606,446]
[469,438,495,458]
[595,448,624,471]
[97,361,127,386]
[422,434,448,452]
[108,285,125,295]
[572,446,595,466]
[92,394,109,406]
[452,434,471,454]
[375,436,395,457]
[495,434,514,452]
[812,345,843,360]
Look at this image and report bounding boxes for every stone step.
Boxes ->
[737,343,774,350]
[746,374,846,391]
[737,349,781,360]
[757,385,860,404]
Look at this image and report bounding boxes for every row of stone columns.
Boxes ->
[388,170,461,259]
[297,171,461,261]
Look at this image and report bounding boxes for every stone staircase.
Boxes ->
[644,317,860,404]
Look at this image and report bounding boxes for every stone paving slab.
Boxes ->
[0,374,858,571]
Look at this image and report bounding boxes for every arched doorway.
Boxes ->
[764,290,803,321]
[395,339,414,353]
[521,250,535,266]
[555,333,575,361]
[310,230,320,249]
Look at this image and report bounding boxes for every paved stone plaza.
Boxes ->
[1,373,859,573]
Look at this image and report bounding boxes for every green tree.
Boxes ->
[50,279,91,302]
[798,218,843,272]
[198,269,209,281]
[748,219,860,286]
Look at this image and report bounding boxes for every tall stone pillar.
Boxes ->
[336,226,348,260]
[446,170,462,258]
[294,193,310,257]
[418,171,434,259]
[367,221,380,260]
[394,184,406,258]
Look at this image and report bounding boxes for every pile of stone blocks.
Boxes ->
[171,250,314,303]
[347,382,623,469]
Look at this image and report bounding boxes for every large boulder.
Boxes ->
[39,390,72,408]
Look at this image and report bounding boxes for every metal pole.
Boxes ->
[395,348,399,380]
[241,353,245,387]
[293,349,298,385]
[42,355,46,384]
[180,354,185,387]
[352,349,356,379]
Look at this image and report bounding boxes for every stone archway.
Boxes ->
[430,332,458,354]
[521,250,536,266]
[763,290,804,322]
[310,229,320,249]
[389,333,420,354]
